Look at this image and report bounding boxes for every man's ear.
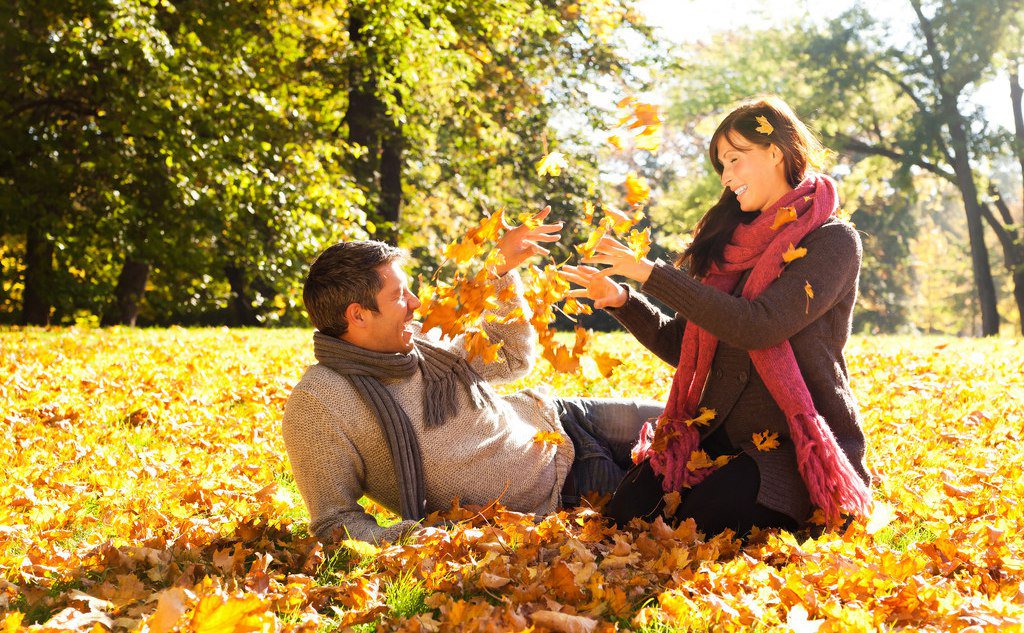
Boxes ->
[344,303,367,330]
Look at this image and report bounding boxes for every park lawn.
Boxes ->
[1,327,1022,632]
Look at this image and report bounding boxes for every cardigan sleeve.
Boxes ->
[605,284,687,367]
[640,222,861,351]
[282,388,420,544]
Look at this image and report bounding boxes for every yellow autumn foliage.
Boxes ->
[1,329,1022,631]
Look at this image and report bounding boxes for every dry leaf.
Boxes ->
[782,243,807,263]
[536,151,568,177]
[753,430,780,452]
[530,610,598,633]
[755,115,774,135]
[772,206,798,230]
[624,172,650,206]
[533,430,567,446]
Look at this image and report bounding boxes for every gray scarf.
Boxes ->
[312,331,498,520]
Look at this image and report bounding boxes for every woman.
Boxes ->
[561,96,871,536]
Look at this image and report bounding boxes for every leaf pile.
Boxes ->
[2,329,1023,631]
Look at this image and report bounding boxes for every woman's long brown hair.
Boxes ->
[676,96,829,278]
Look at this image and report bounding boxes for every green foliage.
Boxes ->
[0,0,654,326]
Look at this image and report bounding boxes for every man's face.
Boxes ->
[361,261,422,353]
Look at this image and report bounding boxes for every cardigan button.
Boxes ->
[737,371,748,383]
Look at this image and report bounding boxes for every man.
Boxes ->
[282,209,661,542]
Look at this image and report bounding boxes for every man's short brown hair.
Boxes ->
[303,241,406,336]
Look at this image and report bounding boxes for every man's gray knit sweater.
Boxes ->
[281,271,574,543]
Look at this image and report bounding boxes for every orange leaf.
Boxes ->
[686,449,714,472]
[192,594,269,633]
[685,407,716,427]
[464,331,503,364]
[593,352,623,378]
[533,430,567,446]
[752,430,780,452]
[755,115,774,135]
[804,281,814,314]
[771,206,797,230]
[782,243,807,263]
[624,172,650,206]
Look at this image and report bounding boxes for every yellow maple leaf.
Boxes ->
[594,352,623,378]
[626,227,651,262]
[575,224,607,259]
[782,243,807,263]
[771,206,798,230]
[755,115,774,135]
[634,126,662,152]
[804,281,814,314]
[624,172,650,206]
[464,331,503,364]
[192,594,269,633]
[686,449,715,472]
[628,102,662,130]
[536,151,568,177]
[475,209,506,242]
[616,95,637,109]
[685,407,716,427]
[607,134,623,150]
[753,430,780,452]
[533,430,567,446]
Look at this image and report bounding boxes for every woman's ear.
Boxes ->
[769,144,784,166]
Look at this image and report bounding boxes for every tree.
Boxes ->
[799,0,1022,335]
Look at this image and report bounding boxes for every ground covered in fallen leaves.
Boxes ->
[2,328,1022,632]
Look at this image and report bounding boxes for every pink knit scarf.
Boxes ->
[633,174,871,522]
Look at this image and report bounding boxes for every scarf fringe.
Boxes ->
[790,412,872,521]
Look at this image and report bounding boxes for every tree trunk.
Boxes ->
[946,118,1000,335]
[20,223,53,326]
[378,120,403,245]
[344,8,403,243]
[224,264,259,326]
[101,257,150,326]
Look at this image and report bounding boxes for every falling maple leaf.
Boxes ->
[634,126,662,152]
[752,430,780,452]
[624,172,650,206]
[607,134,623,150]
[536,151,568,177]
[593,352,623,378]
[782,243,807,263]
[772,206,798,230]
[626,227,652,262]
[533,430,567,446]
[755,115,774,135]
[804,281,814,314]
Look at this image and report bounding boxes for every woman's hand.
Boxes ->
[494,205,562,276]
[560,265,628,310]
[581,235,655,284]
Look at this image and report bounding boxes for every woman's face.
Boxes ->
[716,132,792,213]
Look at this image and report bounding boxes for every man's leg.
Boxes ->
[557,398,663,503]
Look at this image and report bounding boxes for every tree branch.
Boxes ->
[3,97,97,122]
[830,132,956,182]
